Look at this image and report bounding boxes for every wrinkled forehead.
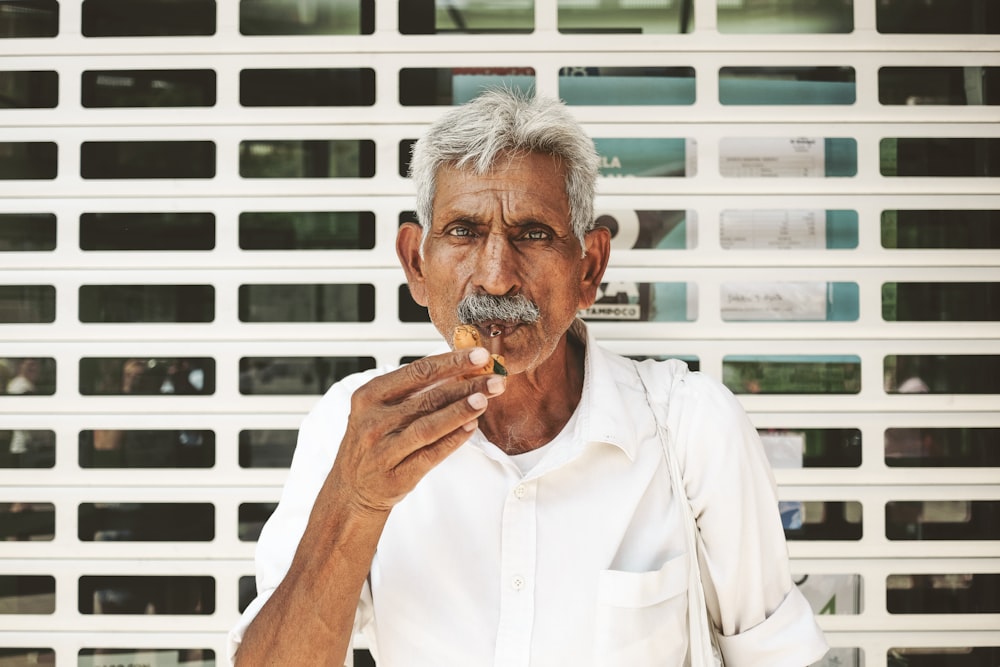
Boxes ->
[432,154,570,220]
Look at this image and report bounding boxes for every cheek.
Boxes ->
[422,269,466,315]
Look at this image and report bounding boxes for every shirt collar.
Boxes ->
[569,318,641,462]
[466,318,640,468]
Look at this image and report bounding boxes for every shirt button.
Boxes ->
[514,484,527,499]
[511,575,525,591]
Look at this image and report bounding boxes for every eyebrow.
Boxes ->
[447,206,554,224]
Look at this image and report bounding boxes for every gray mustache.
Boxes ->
[457,293,540,324]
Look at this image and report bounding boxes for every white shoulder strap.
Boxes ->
[632,359,723,667]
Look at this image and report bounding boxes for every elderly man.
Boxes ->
[230,90,827,666]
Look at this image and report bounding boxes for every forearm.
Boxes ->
[236,486,388,665]
[236,347,500,663]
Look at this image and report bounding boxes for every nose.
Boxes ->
[473,231,520,297]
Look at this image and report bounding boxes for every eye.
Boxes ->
[522,228,551,241]
[447,224,475,238]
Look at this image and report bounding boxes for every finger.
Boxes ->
[400,373,504,425]
[377,348,492,404]
[391,390,490,463]
[396,421,481,477]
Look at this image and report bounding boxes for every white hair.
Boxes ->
[408,88,600,244]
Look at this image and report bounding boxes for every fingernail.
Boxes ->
[487,376,505,394]
[469,347,489,365]
[462,419,478,432]
[468,392,487,409]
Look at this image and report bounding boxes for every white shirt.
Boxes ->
[230,320,827,666]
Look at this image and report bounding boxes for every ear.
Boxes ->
[396,222,429,307]
[577,225,612,310]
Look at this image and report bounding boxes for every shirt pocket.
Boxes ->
[593,551,690,666]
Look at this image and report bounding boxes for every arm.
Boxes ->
[234,347,505,665]
[667,371,828,666]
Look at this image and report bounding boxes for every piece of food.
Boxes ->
[453,324,507,376]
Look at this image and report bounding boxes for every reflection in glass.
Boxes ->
[881,210,1000,249]
[239,211,375,250]
[885,428,1000,467]
[721,282,858,322]
[782,501,863,541]
[581,282,696,322]
[887,573,1000,613]
[793,573,863,614]
[239,429,297,468]
[0,213,56,251]
[720,137,857,177]
[80,212,216,251]
[594,210,691,250]
[399,0,533,34]
[240,0,373,35]
[593,138,693,177]
[239,356,374,395]
[720,67,855,105]
[887,647,1000,667]
[881,138,1000,177]
[0,575,54,614]
[877,0,999,34]
[239,284,374,322]
[0,502,54,541]
[399,284,429,323]
[239,140,374,178]
[883,282,1000,322]
[79,503,214,541]
[0,429,55,468]
[886,501,999,541]
[718,0,852,34]
[0,285,55,323]
[558,0,691,34]
[0,71,58,108]
[880,67,999,106]
[400,67,535,106]
[78,648,215,667]
[721,209,858,250]
[82,0,216,37]
[79,429,215,468]
[0,1,59,38]
[0,648,55,666]
[79,285,215,323]
[82,70,216,108]
[1,357,56,396]
[723,355,861,394]
[624,355,699,373]
[81,141,216,180]
[820,649,864,666]
[238,575,256,613]
[560,67,694,106]
[0,142,57,179]
[758,428,862,468]
[884,355,1000,394]
[238,502,277,541]
[79,358,215,396]
[241,68,374,107]
[78,576,215,614]
[398,139,417,177]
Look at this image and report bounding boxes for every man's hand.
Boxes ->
[330,346,506,515]
[235,347,504,666]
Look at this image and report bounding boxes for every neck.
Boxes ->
[479,332,585,455]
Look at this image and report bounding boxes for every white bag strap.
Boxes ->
[632,360,723,667]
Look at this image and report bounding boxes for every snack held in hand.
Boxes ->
[453,324,507,376]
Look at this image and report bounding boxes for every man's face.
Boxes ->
[398,151,609,375]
